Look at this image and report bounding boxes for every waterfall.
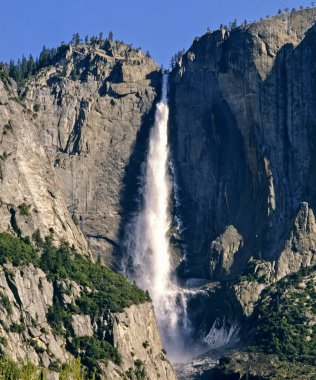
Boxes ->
[124,75,188,360]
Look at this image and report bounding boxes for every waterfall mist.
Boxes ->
[123,75,191,362]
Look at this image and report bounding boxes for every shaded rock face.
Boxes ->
[209,225,243,280]
[21,41,161,267]
[0,78,87,252]
[169,8,316,279]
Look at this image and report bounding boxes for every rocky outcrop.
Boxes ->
[20,41,161,267]
[231,259,275,317]
[0,78,87,252]
[277,202,316,279]
[209,225,243,280]
[0,257,176,379]
[109,303,177,380]
[213,351,316,380]
[0,263,70,368]
[169,8,316,280]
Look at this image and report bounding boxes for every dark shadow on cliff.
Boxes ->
[114,71,162,271]
[168,21,316,280]
[260,24,316,259]
[168,73,267,279]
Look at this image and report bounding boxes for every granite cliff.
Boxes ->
[169,8,316,281]
[168,8,316,379]
[0,42,176,379]
[1,7,316,380]
[20,40,160,268]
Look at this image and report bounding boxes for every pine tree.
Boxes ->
[170,56,175,69]
[72,33,81,46]
[21,55,28,78]
[75,33,81,46]
[85,35,89,44]
[108,31,113,41]
[99,32,103,41]
[28,54,35,76]
[38,46,50,68]
[9,60,17,80]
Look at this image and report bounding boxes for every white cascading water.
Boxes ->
[124,75,239,365]
[124,75,188,360]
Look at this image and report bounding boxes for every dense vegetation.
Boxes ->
[40,241,149,313]
[0,31,118,85]
[0,231,150,376]
[216,265,316,379]
[0,355,45,380]
[0,231,149,312]
[0,232,38,266]
[252,266,316,366]
[0,355,93,380]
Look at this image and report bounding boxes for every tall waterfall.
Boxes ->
[124,75,187,359]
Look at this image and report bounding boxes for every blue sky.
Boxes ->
[0,0,314,67]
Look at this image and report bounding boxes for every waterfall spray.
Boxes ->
[124,75,189,360]
[123,75,240,365]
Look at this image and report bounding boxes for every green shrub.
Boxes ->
[252,265,316,366]
[0,337,7,346]
[3,122,12,132]
[0,355,45,380]
[0,292,13,316]
[40,242,150,314]
[30,339,45,354]
[0,232,38,266]
[48,361,60,372]
[72,214,79,226]
[60,357,91,380]
[47,301,72,335]
[18,203,31,216]
[69,336,121,375]
[10,323,25,334]
[33,104,40,112]
[134,359,146,379]
[32,230,44,248]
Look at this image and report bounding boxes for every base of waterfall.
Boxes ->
[174,341,241,380]
[159,281,240,365]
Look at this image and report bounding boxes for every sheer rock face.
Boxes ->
[0,78,88,252]
[21,41,161,267]
[169,8,316,279]
[108,303,177,380]
[0,264,69,367]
